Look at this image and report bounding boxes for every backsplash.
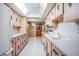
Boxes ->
[12,27,19,35]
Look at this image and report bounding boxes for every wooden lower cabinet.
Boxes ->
[15,37,21,55]
[51,43,63,56]
[20,35,24,50]
[12,38,16,56]
[42,37,63,56]
[23,34,28,45]
[47,40,52,56]
[11,33,28,56]
[44,38,48,56]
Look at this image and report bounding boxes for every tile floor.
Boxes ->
[19,37,45,56]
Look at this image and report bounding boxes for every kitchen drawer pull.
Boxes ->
[53,49,58,55]
[22,42,23,45]
[17,38,19,40]
[18,45,20,49]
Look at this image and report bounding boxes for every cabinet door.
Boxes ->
[12,10,16,26]
[22,34,25,46]
[12,39,16,56]
[45,17,48,25]
[64,3,79,22]
[44,38,48,56]
[56,3,63,17]
[20,36,23,49]
[15,37,21,55]
[15,13,18,26]
[47,40,52,56]
[11,12,13,26]
[51,44,63,56]
[16,15,21,26]
[24,34,28,44]
[51,5,56,21]
[48,13,53,26]
[45,16,50,26]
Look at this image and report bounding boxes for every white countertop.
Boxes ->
[43,33,79,56]
[12,33,26,38]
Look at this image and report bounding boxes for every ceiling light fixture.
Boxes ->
[14,3,28,15]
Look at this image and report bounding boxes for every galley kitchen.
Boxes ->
[0,3,79,56]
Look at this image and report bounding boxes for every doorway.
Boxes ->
[36,23,42,37]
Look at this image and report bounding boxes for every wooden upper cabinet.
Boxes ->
[51,6,56,21]
[45,3,64,27]
[64,3,79,23]
[47,40,52,56]
[15,13,21,27]
[56,3,64,17]
[48,6,56,26]
[11,10,14,26]
[11,9,21,27]
[47,15,51,26]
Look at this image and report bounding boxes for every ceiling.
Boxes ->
[25,3,47,18]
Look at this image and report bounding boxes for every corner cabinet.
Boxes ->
[64,3,79,23]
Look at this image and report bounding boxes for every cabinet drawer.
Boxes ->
[47,40,52,56]
[15,37,21,55]
[52,44,63,56]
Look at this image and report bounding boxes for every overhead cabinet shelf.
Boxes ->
[12,25,21,28]
[45,3,79,27]
[45,3,64,27]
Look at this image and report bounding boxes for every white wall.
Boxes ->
[64,3,79,22]
[0,4,11,55]
[56,22,79,40]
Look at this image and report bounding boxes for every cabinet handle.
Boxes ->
[22,42,23,45]
[17,38,19,40]
[16,18,17,22]
[53,49,58,55]
[68,3,72,7]
[11,15,12,19]
[46,53,49,56]
[18,45,20,49]
[57,4,59,10]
